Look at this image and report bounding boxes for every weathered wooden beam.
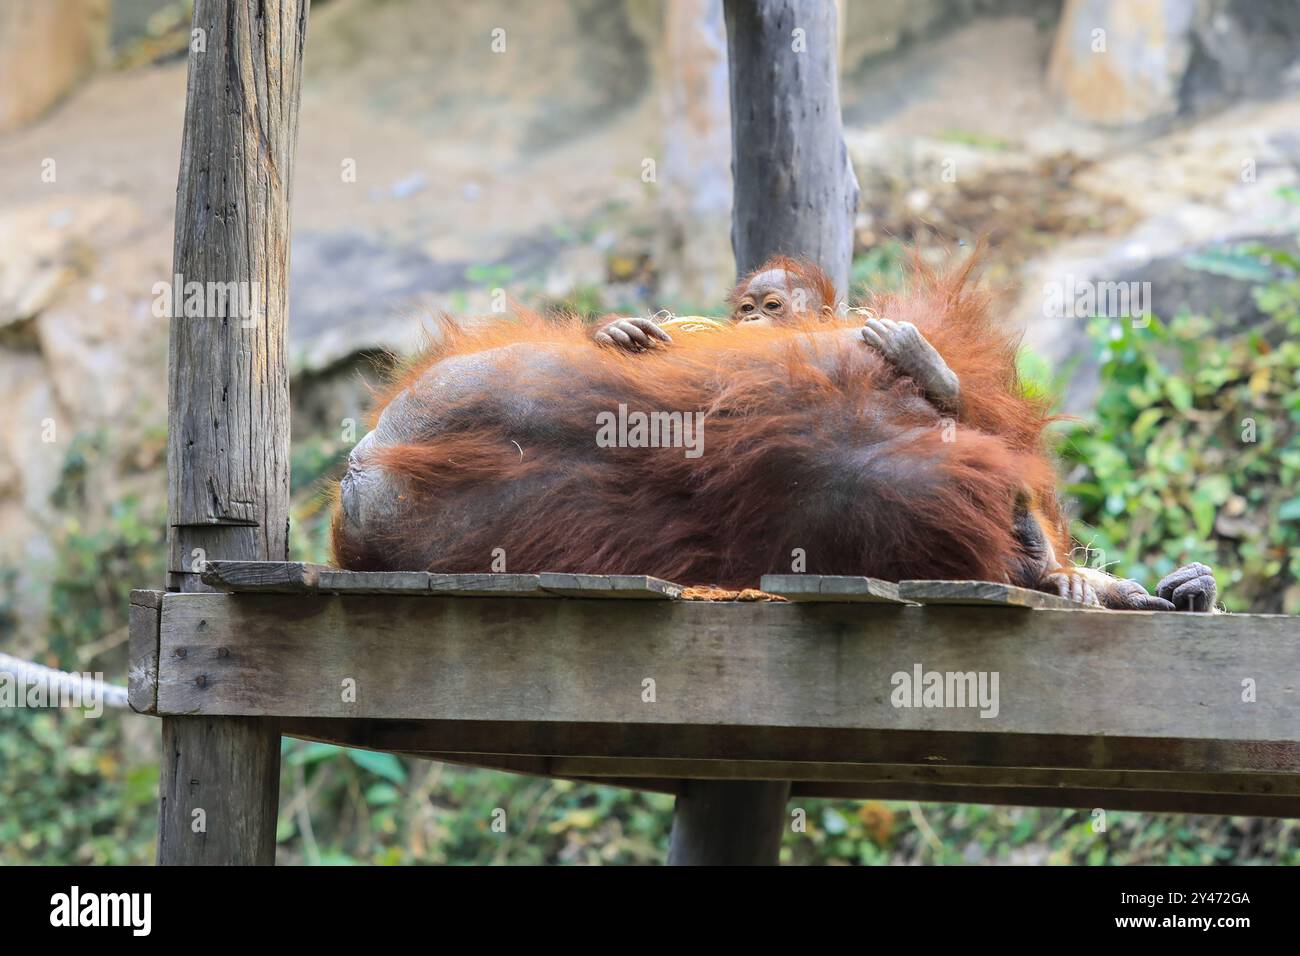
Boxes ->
[277,733,1300,818]
[158,0,310,867]
[338,745,1300,817]
[392,754,1300,797]
[199,561,684,598]
[899,580,1084,610]
[158,716,282,865]
[128,589,163,715]
[158,595,1300,762]
[760,574,911,603]
[200,561,325,593]
[422,573,550,597]
[205,562,552,597]
[280,717,1300,777]
[166,3,306,589]
[537,573,683,600]
[395,752,683,797]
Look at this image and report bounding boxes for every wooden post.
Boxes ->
[666,0,859,866]
[668,780,792,865]
[158,0,309,866]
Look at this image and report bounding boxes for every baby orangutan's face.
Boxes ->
[730,269,818,327]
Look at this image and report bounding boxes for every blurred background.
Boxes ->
[2,0,1299,864]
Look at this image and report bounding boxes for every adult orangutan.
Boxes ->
[332,256,1216,611]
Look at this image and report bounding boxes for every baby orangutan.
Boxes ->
[596,258,961,415]
[592,257,1216,612]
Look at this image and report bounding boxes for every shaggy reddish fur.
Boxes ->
[332,258,1069,589]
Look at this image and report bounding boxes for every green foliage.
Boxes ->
[783,800,1299,865]
[0,429,166,864]
[45,430,167,664]
[850,241,907,299]
[537,284,608,321]
[273,740,675,865]
[0,708,160,864]
[1059,239,1300,612]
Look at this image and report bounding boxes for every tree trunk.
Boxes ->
[723,0,859,301]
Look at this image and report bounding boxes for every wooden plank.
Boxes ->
[127,589,163,714]
[281,717,1300,777]
[368,750,1300,817]
[538,573,682,599]
[318,570,437,593]
[201,561,555,596]
[392,752,681,796]
[130,588,163,611]
[426,573,551,597]
[318,571,550,596]
[202,561,323,592]
[158,594,1300,752]
[405,754,1300,797]
[899,580,1086,610]
[760,574,910,604]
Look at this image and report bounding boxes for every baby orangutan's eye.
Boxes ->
[740,302,755,313]
[764,298,782,311]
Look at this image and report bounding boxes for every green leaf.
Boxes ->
[347,749,407,784]
[1183,248,1274,282]
[1278,498,1300,522]
[1191,494,1216,539]
[364,783,401,806]
[1165,377,1192,412]
[1198,474,1232,505]
[287,741,342,765]
[1131,407,1164,438]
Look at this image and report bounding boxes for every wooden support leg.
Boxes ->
[670,0,856,869]
[156,0,306,865]
[667,780,791,865]
[158,717,281,866]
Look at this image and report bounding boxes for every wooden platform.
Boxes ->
[128,563,1300,818]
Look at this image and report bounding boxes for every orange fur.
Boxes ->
[333,257,1067,589]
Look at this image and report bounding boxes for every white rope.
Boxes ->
[0,653,129,710]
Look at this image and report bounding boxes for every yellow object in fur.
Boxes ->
[656,315,729,334]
